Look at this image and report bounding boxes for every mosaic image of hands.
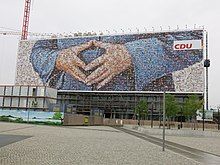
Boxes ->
[56,40,132,89]
[16,30,204,91]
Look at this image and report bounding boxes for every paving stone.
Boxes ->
[0,122,199,165]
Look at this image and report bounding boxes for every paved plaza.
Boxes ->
[0,122,219,164]
[124,125,220,156]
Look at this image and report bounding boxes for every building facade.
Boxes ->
[0,85,57,111]
[57,90,203,119]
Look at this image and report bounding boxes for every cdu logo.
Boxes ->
[173,40,202,50]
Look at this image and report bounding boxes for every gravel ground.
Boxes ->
[124,125,220,156]
[0,122,200,165]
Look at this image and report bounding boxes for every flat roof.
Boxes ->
[58,90,204,95]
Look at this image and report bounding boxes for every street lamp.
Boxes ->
[204,58,210,111]
[204,31,210,131]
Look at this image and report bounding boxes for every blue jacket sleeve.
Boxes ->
[30,40,60,84]
[124,38,202,90]
[125,38,167,90]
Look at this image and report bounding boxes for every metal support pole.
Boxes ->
[27,101,30,123]
[162,91,166,151]
[180,107,183,128]
[206,66,208,111]
[203,31,210,131]
[27,109,30,123]
[151,102,153,128]
[218,107,220,130]
[205,31,209,112]
[159,96,161,129]
[203,105,205,131]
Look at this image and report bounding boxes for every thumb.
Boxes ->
[73,55,86,69]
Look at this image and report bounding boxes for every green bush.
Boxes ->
[0,116,11,122]
[28,121,61,126]
[52,112,62,120]
[14,117,23,123]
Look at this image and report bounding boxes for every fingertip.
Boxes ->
[84,64,93,71]
[97,81,104,89]
[84,66,89,71]
[80,74,86,80]
[89,40,94,45]
[81,63,86,69]
[75,57,86,68]
[83,65,89,71]
[97,84,102,89]
[84,77,89,83]
[85,76,92,84]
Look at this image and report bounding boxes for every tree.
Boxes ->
[165,94,180,119]
[183,95,203,119]
[134,100,148,126]
[183,95,203,129]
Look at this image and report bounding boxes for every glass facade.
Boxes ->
[11,98,19,107]
[5,86,12,95]
[0,97,3,106]
[0,86,5,95]
[19,98,27,108]
[20,86,28,96]
[57,91,203,119]
[36,98,44,108]
[37,87,45,96]
[13,86,20,96]
[4,98,11,107]
[28,87,36,96]
[0,85,203,118]
[0,85,57,111]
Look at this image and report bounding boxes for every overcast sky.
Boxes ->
[0,0,219,108]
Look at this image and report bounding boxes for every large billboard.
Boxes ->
[16,30,204,92]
